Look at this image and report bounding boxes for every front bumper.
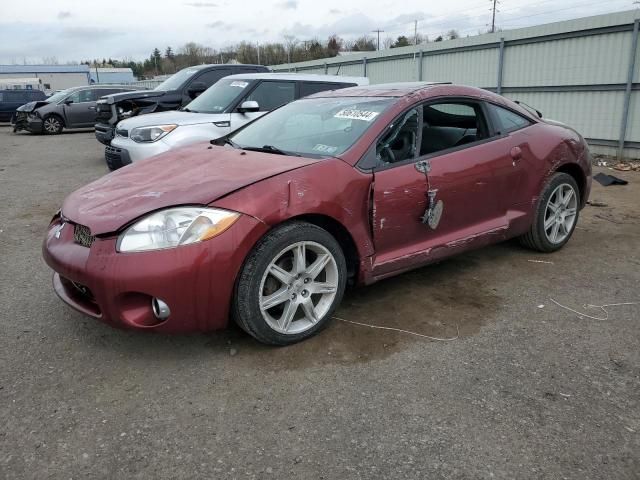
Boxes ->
[42,214,269,333]
[110,136,172,164]
[95,123,116,145]
[13,112,42,133]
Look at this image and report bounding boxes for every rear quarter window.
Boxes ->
[490,104,532,133]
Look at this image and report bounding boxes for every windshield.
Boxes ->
[154,68,201,91]
[230,97,394,157]
[185,78,253,113]
[46,89,73,103]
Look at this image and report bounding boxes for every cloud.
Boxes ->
[206,21,233,30]
[277,0,297,9]
[60,27,124,40]
[184,1,217,7]
[329,9,341,14]
[57,11,72,20]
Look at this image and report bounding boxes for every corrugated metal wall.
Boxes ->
[272,10,640,159]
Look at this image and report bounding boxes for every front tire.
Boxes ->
[42,115,63,135]
[519,172,580,252]
[233,221,347,345]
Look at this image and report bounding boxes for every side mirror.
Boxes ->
[187,82,207,98]
[64,98,74,105]
[237,100,260,114]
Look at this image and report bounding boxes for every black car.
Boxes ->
[1,90,48,123]
[94,63,268,145]
[13,85,138,135]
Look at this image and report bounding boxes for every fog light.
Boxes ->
[151,297,170,320]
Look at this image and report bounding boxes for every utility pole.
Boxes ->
[372,29,384,50]
[414,20,418,45]
[256,42,260,65]
[490,0,498,33]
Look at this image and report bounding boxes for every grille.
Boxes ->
[70,280,95,302]
[105,146,122,161]
[73,224,95,248]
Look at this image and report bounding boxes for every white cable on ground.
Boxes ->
[333,316,459,342]
[549,298,639,321]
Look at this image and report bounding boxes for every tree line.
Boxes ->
[79,31,460,79]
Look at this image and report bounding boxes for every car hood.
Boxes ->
[17,100,50,112]
[61,143,320,235]
[118,111,227,129]
[99,89,166,104]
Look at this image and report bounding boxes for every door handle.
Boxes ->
[510,146,522,162]
[88,106,96,110]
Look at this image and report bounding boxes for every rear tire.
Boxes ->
[43,115,63,135]
[232,221,347,345]
[519,172,580,253]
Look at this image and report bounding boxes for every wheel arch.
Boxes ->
[554,163,586,207]
[280,214,360,285]
[43,112,65,128]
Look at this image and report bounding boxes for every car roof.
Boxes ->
[181,64,264,71]
[222,72,369,85]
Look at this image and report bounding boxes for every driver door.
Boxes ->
[370,100,508,278]
[63,89,98,127]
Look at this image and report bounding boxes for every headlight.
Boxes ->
[117,207,240,252]
[130,124,177,143]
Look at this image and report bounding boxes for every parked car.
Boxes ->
[105,73,369,170]
[43,83,591,345]
[94,64,268,146]
[0,89,48,123]
[13,85,137,134]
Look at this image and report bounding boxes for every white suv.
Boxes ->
[105,73,368,169]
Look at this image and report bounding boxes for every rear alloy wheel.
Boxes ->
[233,222,347,345]
[519,172,580,252]
[43,115,63,135]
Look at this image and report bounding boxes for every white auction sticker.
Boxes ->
[334,109,380,121]
[313,144,338,154]
[229,81,249,88]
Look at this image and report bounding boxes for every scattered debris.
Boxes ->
[549,298,639,321]
[528,259,554,264]
[229,348,237,356]
[586,200,607,207]
[613,163,632,172]
[334,316,459,341]
[596,160,608,167]
[594,173,628,186]
[537,304,545,309]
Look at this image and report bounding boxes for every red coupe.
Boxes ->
[43,83,591,345]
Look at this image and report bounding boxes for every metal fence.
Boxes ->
[271,10,640,160]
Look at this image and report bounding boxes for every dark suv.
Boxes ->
[94,64,268,145]
[0,90,47,123]
[13,85,137,134]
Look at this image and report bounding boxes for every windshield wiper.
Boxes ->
[211,137,241,149]
[242,145,301,157]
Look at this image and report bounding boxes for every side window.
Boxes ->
[192,69,231,88]
[67,89,97,103]
[300,82,353,97]
[0,93,3,102]
[491,104,532,133]
[376,108,420,165]
[245,81,295,111]
[420,102,489,156]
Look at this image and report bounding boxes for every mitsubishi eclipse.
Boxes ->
[43,83,591,345]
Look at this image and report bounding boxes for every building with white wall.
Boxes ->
[0,65,90,92]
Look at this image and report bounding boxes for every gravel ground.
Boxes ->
[1,126,639,479]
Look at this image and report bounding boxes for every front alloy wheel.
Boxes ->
[233,222,347,345]
[43,116,63,135]
[544,183,578,244]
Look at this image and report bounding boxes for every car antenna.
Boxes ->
[514,100,542,119]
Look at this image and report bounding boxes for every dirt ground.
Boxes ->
[0,126,639,479]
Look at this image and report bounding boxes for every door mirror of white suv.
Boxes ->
[237,100,260,114]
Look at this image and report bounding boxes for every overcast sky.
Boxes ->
[0,0,637,64]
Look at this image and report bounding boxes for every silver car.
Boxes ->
[105,73,368,169]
